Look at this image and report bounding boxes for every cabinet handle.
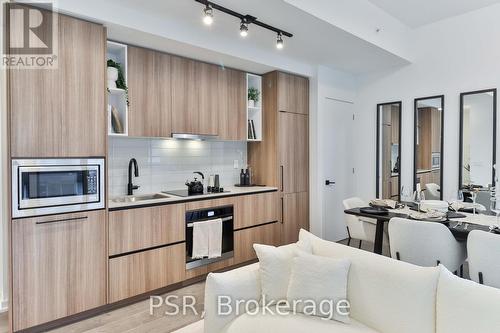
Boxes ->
[36,216,88,225]
[281,197,284,224]
[280,165,284,192]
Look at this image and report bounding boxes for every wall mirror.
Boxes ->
[414,95,444,200]
[376,102,402,200]
[459,89,496,189]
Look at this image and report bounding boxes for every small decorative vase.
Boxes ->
[107,67,118,89]
[248,99,255,108]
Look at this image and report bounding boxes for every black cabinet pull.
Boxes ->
[280,165,284,192]
[36,216,88,225]
[281,197,284,224]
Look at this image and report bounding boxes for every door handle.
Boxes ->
[325,180,335,186]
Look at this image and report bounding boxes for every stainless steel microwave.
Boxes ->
[12,158,105,218]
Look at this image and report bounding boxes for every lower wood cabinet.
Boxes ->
[108,204,185,256]
[12,210,106,331]
[282,192,309,244]
[234,222,281,264]
[108,243,185,303]
[234,192,279,229]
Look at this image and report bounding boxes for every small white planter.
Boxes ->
[248,100,255,108]
[107,67,118,89]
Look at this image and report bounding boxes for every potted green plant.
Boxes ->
[248,87,260,108]
[107,59,129,105]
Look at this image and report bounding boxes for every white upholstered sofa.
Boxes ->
[204,229,500,333]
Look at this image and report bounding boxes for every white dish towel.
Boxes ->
[192,218,223,259]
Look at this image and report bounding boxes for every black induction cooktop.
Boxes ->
[162,189,230,197]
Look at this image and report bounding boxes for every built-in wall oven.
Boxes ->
[12,158,105,218]
[185,205,234,269]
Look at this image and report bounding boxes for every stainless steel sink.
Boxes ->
[111,193,170,203]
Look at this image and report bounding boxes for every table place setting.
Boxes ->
[367,195,500,233]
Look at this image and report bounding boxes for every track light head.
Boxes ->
[203,4,214,25]
[276,32,284,49]
[240,20,248,37]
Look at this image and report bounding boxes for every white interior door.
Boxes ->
[322,98,355,242]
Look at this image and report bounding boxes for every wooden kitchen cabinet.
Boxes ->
[12,210,106,331]
[128,46,172,137]
[171,56,218,135]
[217,68,247,140]
[108,203,185,256]
[9,11,106,157]
[279,112,309,193]
[281,192,309,244]
[249,71,309,245]
[234,192,279,229]
[234,222,281,264]
[277,72,309,115]
[108,243,185,302]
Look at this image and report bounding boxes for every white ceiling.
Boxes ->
[368,0,500,28]
[56,0,410,75]
[118,0,410,74]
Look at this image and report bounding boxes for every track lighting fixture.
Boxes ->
[276,32,284,49]
[240,20,249,37]
[203,4,214,25]
[195,0,293,49]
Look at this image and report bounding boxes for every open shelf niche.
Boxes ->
[247,73,262,141]
[107,41,128,136]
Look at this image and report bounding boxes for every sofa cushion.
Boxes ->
[299,229,439,333]
[436,265,500,333]
[287,254,351,323]
[221,307,379,333]
[253,243,311,304]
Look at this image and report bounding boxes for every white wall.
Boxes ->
[354,4,500,201]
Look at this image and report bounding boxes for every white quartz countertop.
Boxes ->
[108,186,278,210]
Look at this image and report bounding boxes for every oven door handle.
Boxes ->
[187,216,232,228]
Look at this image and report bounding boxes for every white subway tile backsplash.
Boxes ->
[108,137,247,197]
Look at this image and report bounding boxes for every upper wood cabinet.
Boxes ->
[218,68,247,140]
[9,11,106,157]
[128,46,172,137]
[171,56,218,135]
[279,112,309,193]
[277,72,309,115]
[12,210,106,331]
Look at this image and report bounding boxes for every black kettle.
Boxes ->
[185,171,205,194]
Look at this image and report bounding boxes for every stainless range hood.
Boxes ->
[172,133,218,141]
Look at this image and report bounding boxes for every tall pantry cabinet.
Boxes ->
[8,7,107,332]
[248,71,309,244]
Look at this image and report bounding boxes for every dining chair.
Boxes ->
[467,230,500,288]
[388,217,466,274]
[342,197,389,249]
[424,183,440,200]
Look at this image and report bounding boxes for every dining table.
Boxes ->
[344,204,497,255]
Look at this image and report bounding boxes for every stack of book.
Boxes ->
[248,119,257,140]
